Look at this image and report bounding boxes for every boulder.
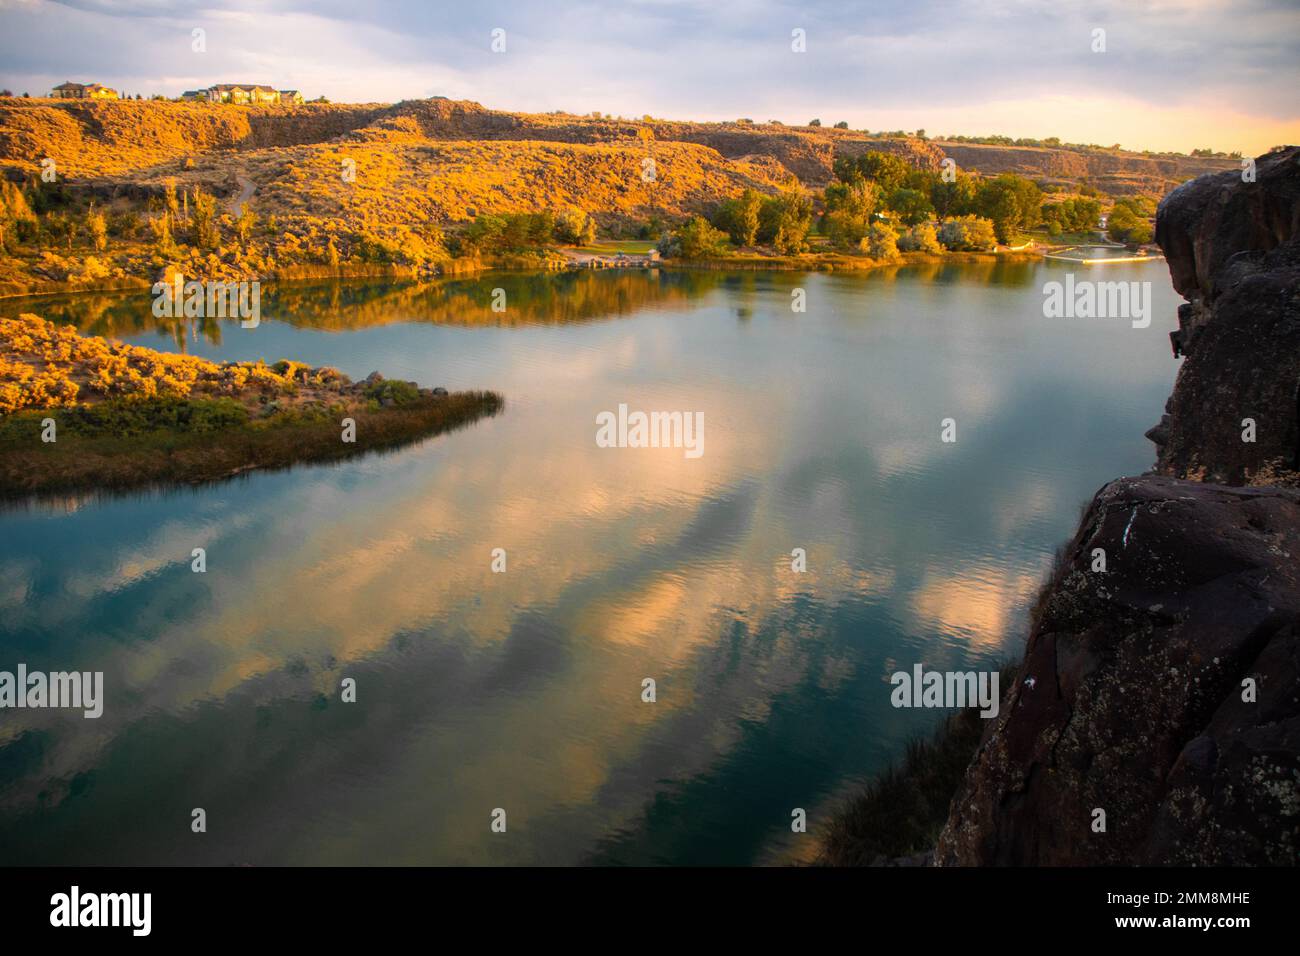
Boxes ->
[936,477,1300,865]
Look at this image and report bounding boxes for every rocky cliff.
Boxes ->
[1148,146,1300,485]
[936,147,1300,866]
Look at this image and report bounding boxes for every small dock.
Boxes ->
[1043,245,1162,265]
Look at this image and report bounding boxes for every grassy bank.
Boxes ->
[0,311,503,499]
[0,390,503,499]
[817,663,1016,866]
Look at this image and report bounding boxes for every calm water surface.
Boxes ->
[0,260,1180,864]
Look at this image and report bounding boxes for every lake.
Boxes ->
[0,259,1181,865]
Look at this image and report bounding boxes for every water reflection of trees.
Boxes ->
[0,271,737,349]
[0,259,1042,352]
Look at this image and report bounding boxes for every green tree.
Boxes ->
[937,215,997,251]
[162,179,179,219]
[885,187,933,226]
[659,216,729,259]
[235,206,256,247]
[148,213,176,257]
[898,222,942,253]
[976,174,1042,243]
[1106,204,1153,244]
[929,172,979,219]
[85,206,108,253]
[758,189,813,254]
[837,150,911,193]
[463,214,506,252]
[554,207,597,245]
[861,221,900,260]
[1072,198,1101,231]
[190,188,219,250]
[465,212,557,253]
[713,189,763,246]
[822,179,878,247]
[43,211,75,252]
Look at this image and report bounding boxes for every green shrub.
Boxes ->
[657,216,730,259]
[0,397,250,440]
[861,221,900,260]
[898,222,942,254]
[363,378,420,406]
[938,215,997,251]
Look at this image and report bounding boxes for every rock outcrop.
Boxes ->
[938,147,1300,866]
[936,477,1300,865]
[1147,146,1300,484]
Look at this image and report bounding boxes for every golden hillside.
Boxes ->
[0,96,1238,221]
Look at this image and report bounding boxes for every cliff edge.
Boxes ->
[1147,146,1300,485]
[935,147,1300,866]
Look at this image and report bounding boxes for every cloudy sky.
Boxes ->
[1,0,1297,154]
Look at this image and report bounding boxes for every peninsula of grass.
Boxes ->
[0,312,503,498]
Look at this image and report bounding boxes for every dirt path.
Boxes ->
[229,175,257,215]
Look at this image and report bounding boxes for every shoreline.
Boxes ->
[0,312,504,501]
[0,389,504,503]
[0,247,1074,304]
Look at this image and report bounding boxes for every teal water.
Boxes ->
[0,260,1181,865]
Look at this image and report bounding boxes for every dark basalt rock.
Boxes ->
[934,146,1300,867]
[936,477,1300,865]
[1150,146,1300,484]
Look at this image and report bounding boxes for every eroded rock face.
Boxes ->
[931,149,1300,867]
[1148,146,1300,484]
[936,477,1300,865]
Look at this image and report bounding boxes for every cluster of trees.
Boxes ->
[709,188,813,254]
[459,207,597,254]
[827,151,1043,244]
[0,177,231,261]
[1106,195,1155,245]
[935,216,997,251]
[942,134,1065,147]
[657,147,1056,260]
[142,181,228,256]
[1040,197,1102,236]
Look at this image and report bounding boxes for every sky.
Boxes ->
[0,0,1297,155]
